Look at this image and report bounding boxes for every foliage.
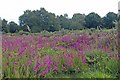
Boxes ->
[18,30,30,35]
[8,21,19,33]
[70,13,85,30]
[19,8,61,33]
[102,12,117,29]
[40,30,53,37]
[76,71,114,78]
[2,19,9,33]
[1,9,117,33]
[85,12,102,28]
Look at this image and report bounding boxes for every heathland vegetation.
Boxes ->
[1,8,120,78]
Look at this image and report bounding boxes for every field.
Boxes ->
[2,29,120,78]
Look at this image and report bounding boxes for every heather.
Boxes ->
[2,29,120,78]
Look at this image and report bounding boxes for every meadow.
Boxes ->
[2,29,120,78]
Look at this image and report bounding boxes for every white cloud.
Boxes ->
[0,0,119,24]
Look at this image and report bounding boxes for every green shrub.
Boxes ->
[40,30,53,37]
[104,59,120,77]
[18,30,29,35]
[85,50,119,78]
[85,50,109,66]
[76,71,114,78]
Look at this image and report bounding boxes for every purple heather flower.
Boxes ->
[29,60,32,65]
[78,51,83,56]
[83,59,87,63]
[48,61,52,65]
[18,48,26,56]
[53,66,58,71]
[117,54,120,59]
[14,62,18,65]
[40,69,48,76]
[8,53,13,57]
[44,59,53,66]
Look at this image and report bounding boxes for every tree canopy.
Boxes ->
[85,12,102,28]
[102,12,117,28]
[1,8,118,33]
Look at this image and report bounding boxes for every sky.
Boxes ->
[0,0,119,24]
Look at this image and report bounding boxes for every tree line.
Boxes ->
[1,8,118,33]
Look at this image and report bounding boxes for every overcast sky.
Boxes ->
[0,0,119,24]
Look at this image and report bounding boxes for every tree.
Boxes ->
[8,21,19,33]
[85,12,102,28]
[63,13,68,18]
[19,8,61,32]
[70,13,85,30]
[46,13,61,32]
[57,14,70,29]
[102,12,117,28]
[2,19,8,33]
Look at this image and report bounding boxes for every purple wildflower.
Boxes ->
[29,60,32,65]
[83,59,87,63]
[14,62,18,65]
[40,69,48,76]
[33,61,41,72]
[8,53,13,57]
[53,66,58,71]
[18,48,26,56]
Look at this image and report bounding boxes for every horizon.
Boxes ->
[0,0,119,24]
